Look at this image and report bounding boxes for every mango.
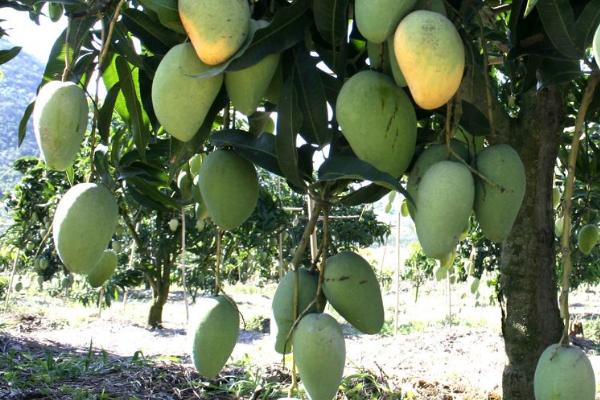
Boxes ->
[271,269,320,354]
[152,43,223,142]
[293,313,345,400]
[225,53,281,116]
[415,161,474,259]
[188,153,204,177]
[553,187,561,209]
[555,215,564,238]
[367,41,387,70]
[406,141,469,218]
[48,2,63,22]
[264,64,283,105]
[323,252,384,334]
[387,37,406,87]
[474,145,526,243]
[578,224,600,255]
[439,250,455,268]
[197,150,259,230]
[87,249,118,288]
[33,81,88,171]
[355,0,417,44]
[594,23,600,68]
[52,183,118,274]
[177,170,193,201]
[335,71,417,177]
[189,296,239,378]
[179,0,250,65]
[394,10,464,109]
[534,344,596,400]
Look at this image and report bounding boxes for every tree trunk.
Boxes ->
[500,87,564,399]
[148,263,172,328]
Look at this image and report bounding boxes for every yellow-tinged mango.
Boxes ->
[33,81,88,171]
[189,296,239,378]
[197,150,258,230]
[474,145,526,243]
[355,0,418,44]
[86,249,118,288]
[271,269,320,354]
[335,71,417,177]
[152,43,223,142]
[225,53,280,116]
[52,183,118,274]
[394,10,464,110]
[323,252,384,334]
[578,224,600,255]
[415,161,474,259]
[179,0,250,65]
[534,344,595,400]
[293,313,345,400]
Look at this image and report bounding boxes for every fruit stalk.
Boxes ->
[559,73,599,346]
[215,229,224,296]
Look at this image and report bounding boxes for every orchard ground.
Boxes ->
[2,275,600,399]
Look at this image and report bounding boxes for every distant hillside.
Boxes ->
[0,39,44,196]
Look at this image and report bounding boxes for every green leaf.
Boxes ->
[98,82,121,144]
[115,56,149,157]
[121,8,182,53]
[537,58,582,88]
[524,0,538,17]
[293,47,331,146]
[536,0,582,59]
[460,101,490,136]
[18,101,35,147]
[339,183,390,206]
[0,46,21,65]
[137,0,185,33]
[573,0,600,50]
[276,70,307,192]
[211,130,283,176]
[312,0,350,45]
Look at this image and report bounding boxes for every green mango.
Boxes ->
[439,250,455,268]
[415,161,474,259]
[192,175,203,204]
[394,11,464,109]
[33,81,88,171]
[179,0,250,65]
[177,170,193,202]
[594,23,600,68]
[367,41,387,70]
[474,145,526,243]
[225,53,280,116]
[406,141,469,218]
[401,199,410,217]
[434,265,448,281]
[387,36,406,87]
[189,296,239,378]
[152,43,223,142]
[198,150,259,230]
[293,313,345,400]
[271,269,320,354]
[355,0,417,44]
[48,2,63,22]
[87,249,118,288]
[195,201,209,222]
[188,154,204,177]
[553,187,561,209]
[534,344,595,400]
[264,64,283,105]
[335,70,417,177]
[555,215,564,238]
[53,183,118,274]
[323,252,384,334]
[578,224,600,255]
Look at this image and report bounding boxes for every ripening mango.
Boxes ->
[355,0,418,44]
[152,43,223,142]
[179,0,250,65]
[578,224,600,255]
[336,71,417,177]
[394,10,465,109]
[87,249,118,288]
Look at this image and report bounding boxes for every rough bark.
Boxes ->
[499,87,564,400]
[148,268,171,328]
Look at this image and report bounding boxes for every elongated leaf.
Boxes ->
[211,130,283,175]
[536,0,582,59]
[340,183,390,206]
[18,101,35,147]
[312,0,349,45]
[293,47,331,146]
[98,82,121,144]
[138,0,184,33]
[574,0,600,50]
[0,46,21,65]
[537,58,582,88]
[524,0,538,17]
[121,8,182,53]
[276,69,306,192]
[460,101,490,136]
[116,56,149,157]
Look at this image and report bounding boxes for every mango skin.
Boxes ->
[225,53,281,116]
[415,161,474,259]
[33,81,88,171]
[394,10,465,110]
[189,296,239,378]
[578,224,600,255]
[271,269,320,354]
[387,37,407,87]
[87,249,118,288]
[534,344,596,400]
[197,150,259,230]
[335,70,417,177]
[179,0,250,65]
[594,23,600,68]
[323,252,384,334]
[406,141,469,219]
[474,145,526,243]
[52,183,118,274]
[355,0,418,44]
[152,43,223,142]
[293,313,345,400]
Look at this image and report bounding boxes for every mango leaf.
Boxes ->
[573,0,600,50]
[121,8,182,54]
[524,0,538,17]
[112,24,145,71]
[536,0,582,59]
[293,47,331,146]
[211,130,283,176]
[137,0,185,33]
[126,178,179,210]
[116,56,149,157]
[312,0,350,45]
[460,101,490,136]
[0,46,21,65]
[98,82,121,144]
[537,58,582,88]
[18,101,35,147]
[339,183,391,206]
